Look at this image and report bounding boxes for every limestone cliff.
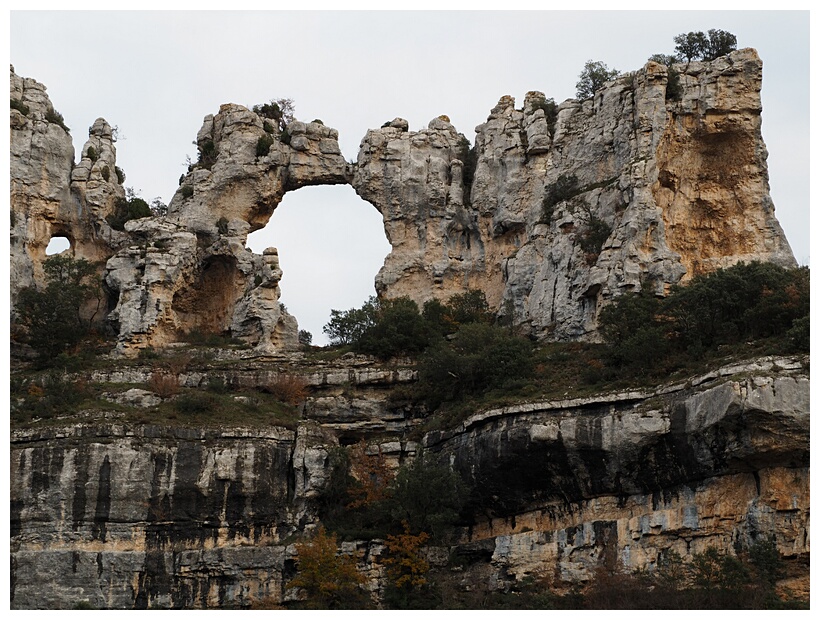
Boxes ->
[353,49,795,340]
[10,66,126,307]
[10,49,795,354]
[10,355,809,608]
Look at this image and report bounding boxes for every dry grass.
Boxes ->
[262,374,309,405]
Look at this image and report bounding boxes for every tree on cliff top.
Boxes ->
[576,60,619,100]
[673,29,737,63]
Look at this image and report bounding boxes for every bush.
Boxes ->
[180,185,194,199]
[455,135,478,201]
[45,106,69,132]
[86,146,98,162]
[542,173,579,221]
[298,330,313,346]
[101,165,110,181]
[599,262,810,373]
[579,215,612,263]
[115,166,125,184]
[256,133,275,157]
[14,255,101,362]
[106,193,153,230]
[252,97,294,133]
[417,323,534,408]
[216,216,229,235]
[173,392,217,415]
[197,139,217,169]
[262,374,309,405]
[148,371,180,399]
[356,297,432,359]
[10,98,29,115]
[423,290,492,336]
[287,527,369,609]
[576,60,619,100]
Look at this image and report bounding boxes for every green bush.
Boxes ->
[86,146,98,162]
[197,139,217,169]
[423,290,492,336]
[11,98,30,116]
[181,185,194,199]
[455,135,478,201]
[14,255,101,362]
[599,262,810,373]
[417,323,534,408]
[579,215,612,262]
[356,297,432,359]
[256,133,275,157]
[530,96,558,137]
[45,106,69,132]
[174,392,217,415]
[106,195,152,231]
[101,165,110,181]
[114,166,125,184]
[216,216,229,235]
[542,173,579,221]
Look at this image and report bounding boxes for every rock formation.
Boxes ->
[10,49,796,354]
[353,49,795,340]
[10,66,126,307]
[10,355,809,608]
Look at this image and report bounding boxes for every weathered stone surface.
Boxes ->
[353,49,795,340]
[10,355,808,608]
[10,66,126,308]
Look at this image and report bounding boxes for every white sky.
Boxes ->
[8,9,811,344]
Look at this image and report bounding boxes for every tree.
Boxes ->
[674,29,737,63]
[382,522,434,609]
[287,527,368,609]
[704,29,738,60]
[389,452,468,541]
[323,297,378,346]
[252,98,295,133]
[674,31,708,63]
[576,60,619,100]
[14,255,101,361]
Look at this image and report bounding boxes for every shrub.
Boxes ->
[355,297,432,359]
[455,135,478,201]
[298,330,313,346]
[252,98,294,133]
[530,95,558,137]
[576,60,619,100]
[114,166,125,184]
[422,290,492,336]
[197,139,217,169]
[542,173,579,221]
[256,133,275,157]
[287,527,369,609]
[86,146,98,162]
[280,127,292,145]
[10,98,29,116]
[45,106,69,132]
[262,374,309,405]
[14,255,101,362]
[101,165,110,181]
[216,216,229,235]
[106,194,152,230]
[579,215,612,263]
[665,67,683,101]
[324,298,379,346]
[148,370,180,399]
[173,392,217,415]
[180,185,194,199]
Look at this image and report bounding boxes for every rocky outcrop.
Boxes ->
[10,355,809,608]
[353,49,795,339]
[10,66,126,307]
[104,108,350,355]
[11,50,796,353]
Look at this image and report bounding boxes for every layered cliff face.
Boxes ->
[354,49,795,340]
[10,355,809,609]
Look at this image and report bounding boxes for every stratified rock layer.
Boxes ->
[10,356,809,608]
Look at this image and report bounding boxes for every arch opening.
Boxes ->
[45,235,71,255]
[246,185,390,346]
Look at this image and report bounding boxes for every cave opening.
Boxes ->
[246,185,389,346]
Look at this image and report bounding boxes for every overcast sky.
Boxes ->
[9,10,810,344]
